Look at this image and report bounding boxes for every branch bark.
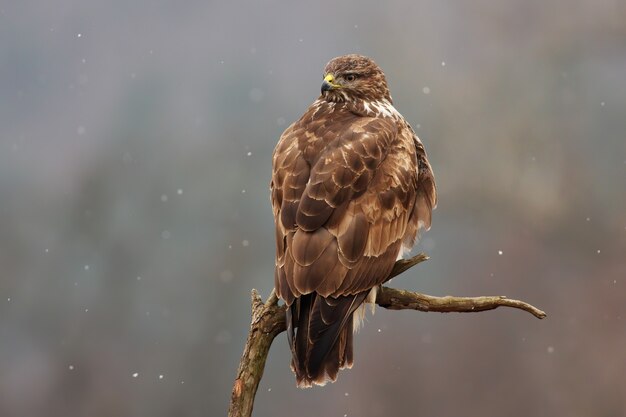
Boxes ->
[227,253,546,417]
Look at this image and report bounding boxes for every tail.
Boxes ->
[287,292,368,388]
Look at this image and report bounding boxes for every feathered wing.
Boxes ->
[271,105,436,387]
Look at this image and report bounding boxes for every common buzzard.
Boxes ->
[271,54,436,387]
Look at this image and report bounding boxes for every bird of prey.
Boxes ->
[270,54,436,387]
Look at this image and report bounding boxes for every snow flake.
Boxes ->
[242,240,249,247]
[422,87,431,94]
[498,250,503,255]
[247,151,252,156]
[159,374,164,380]
[84,265,90,270]
[69,365,74,370]
[77,33,82,38]
[441,61,446,66]
[177,189,183,195]
[132,372,139,378]
[547,346,554,354]
[161,194,168,202]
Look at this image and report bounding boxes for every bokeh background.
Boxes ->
[1,1,625,416]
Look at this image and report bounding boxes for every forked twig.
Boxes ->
[227,253,546,417]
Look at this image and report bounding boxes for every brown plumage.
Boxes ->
[271,54,436,387]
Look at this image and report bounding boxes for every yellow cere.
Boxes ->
[324,73,342,88]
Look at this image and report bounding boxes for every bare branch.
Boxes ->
[228,253,546,417]
[376,287,546,318]
[387,252,430,280]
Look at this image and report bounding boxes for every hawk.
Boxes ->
[270,54,436,387]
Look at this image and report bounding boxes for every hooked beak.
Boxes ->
[321,73,340,93]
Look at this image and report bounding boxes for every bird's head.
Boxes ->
[321,54,391,103]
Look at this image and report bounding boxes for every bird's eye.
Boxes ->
[344,74,357,82]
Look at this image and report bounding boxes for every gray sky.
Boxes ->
[1,1,625,416]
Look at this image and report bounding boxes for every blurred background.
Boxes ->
[1,1,625,416]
